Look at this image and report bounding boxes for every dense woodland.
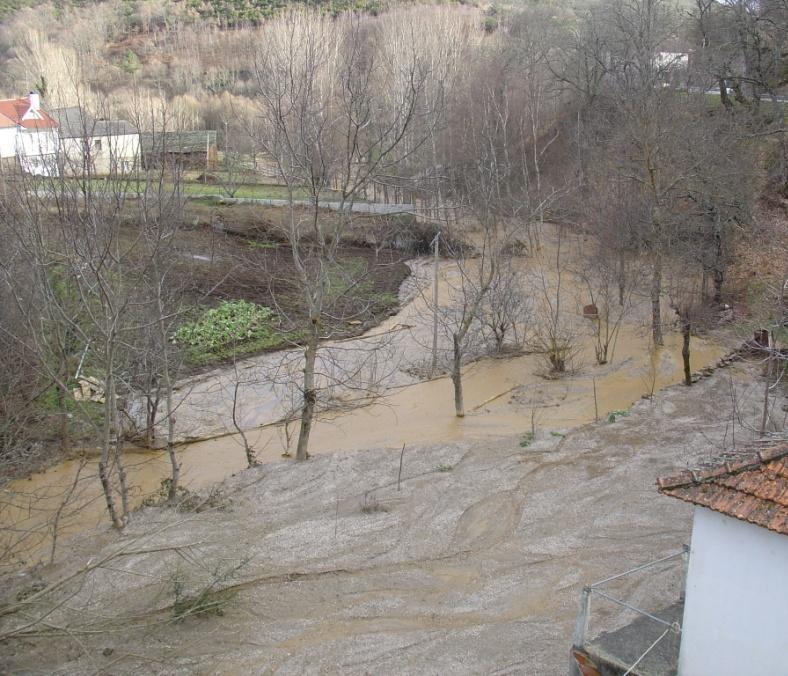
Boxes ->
[0,0,786,541]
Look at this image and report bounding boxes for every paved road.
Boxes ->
[200,194,418,215]
[26,187,419,215]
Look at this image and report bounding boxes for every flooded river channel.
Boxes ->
[1,233,725,569]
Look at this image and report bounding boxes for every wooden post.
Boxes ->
[397,443,405,491]
[430,231,440,377]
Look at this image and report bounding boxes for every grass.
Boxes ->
[703,92,787,123]
[39,384,77,412]
[246,240,280,250]
[435,463,454,472]
[56,176,342,201]
[519,432,535,448]
[178,181,339,200]
[184,329,307,366]
[607,409,630,424]
[360,492,389,514]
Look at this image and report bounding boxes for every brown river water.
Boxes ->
[0,242,725,569]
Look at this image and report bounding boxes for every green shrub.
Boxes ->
[519,432,535,448]
[120,49,141,75]
[607,409,630,423]
[174,300,278,357]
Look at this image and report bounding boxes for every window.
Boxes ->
[93,139,102,151]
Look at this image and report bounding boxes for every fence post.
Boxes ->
[573,587,591,648]
[680,543,691,601]
[569,586,592,675]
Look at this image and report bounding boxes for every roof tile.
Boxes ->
[658,444,788,535]
[0,97,58,130]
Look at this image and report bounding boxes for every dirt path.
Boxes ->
[3,360,781,674]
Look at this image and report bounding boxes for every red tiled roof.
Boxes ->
[0,98,58,130]
[657,444,788,535]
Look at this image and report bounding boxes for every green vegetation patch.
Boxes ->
[175,300,283,363]
[519,432,535,448]
[607,409,630,424]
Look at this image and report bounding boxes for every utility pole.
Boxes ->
[205,131,209,184]
[430,230,440,377]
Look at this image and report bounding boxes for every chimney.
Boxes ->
[28,91,40,112]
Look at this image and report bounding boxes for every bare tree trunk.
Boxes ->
[99,370,123,528]
[232,378,255,468]
[760,349,772,435]
[99,372,123,529]
[651,253,664,346]
[115,434,129,522]
[430,231,440,377]
[713,267,724,305]
[712,211,724,304]
[701,267,709,302]
[56,382,70,454]
[682,317,692,386]
[112,381,129,523]
[164,371,179,500]
[145,389,159,449]
[296,325,319,462]
[452,333,464,417]
[719,77,733,111]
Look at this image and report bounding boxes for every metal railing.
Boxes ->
[570,546,689,676]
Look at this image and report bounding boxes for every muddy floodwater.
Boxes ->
[1,232,726,569]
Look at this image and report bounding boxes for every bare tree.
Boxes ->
[667,270,705,386]
[0,90,189,530]
[575,241,636,366]
[479,258,532,354]
[530,225,578,374]
[251,10,433,459]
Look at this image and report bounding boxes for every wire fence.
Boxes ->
[570,546,689,676]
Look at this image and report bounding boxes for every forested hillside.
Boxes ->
[0,0,430,130]
[0,0,388,23]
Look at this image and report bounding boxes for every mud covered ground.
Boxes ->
[2,358,784,674]
[164,207,413,371]
[0,206,411,486]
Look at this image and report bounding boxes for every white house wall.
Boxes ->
[61,133,140,175]
[0,127,17,158]
[679,506,788,676]
[17,129,59,158]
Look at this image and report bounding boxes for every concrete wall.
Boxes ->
[61,133,140,175]
[679,506,788,676]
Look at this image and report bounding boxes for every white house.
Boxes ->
[656,51,689,71]
[658,444,788,676]
[52,106,140,176]
[0,92,60,176]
